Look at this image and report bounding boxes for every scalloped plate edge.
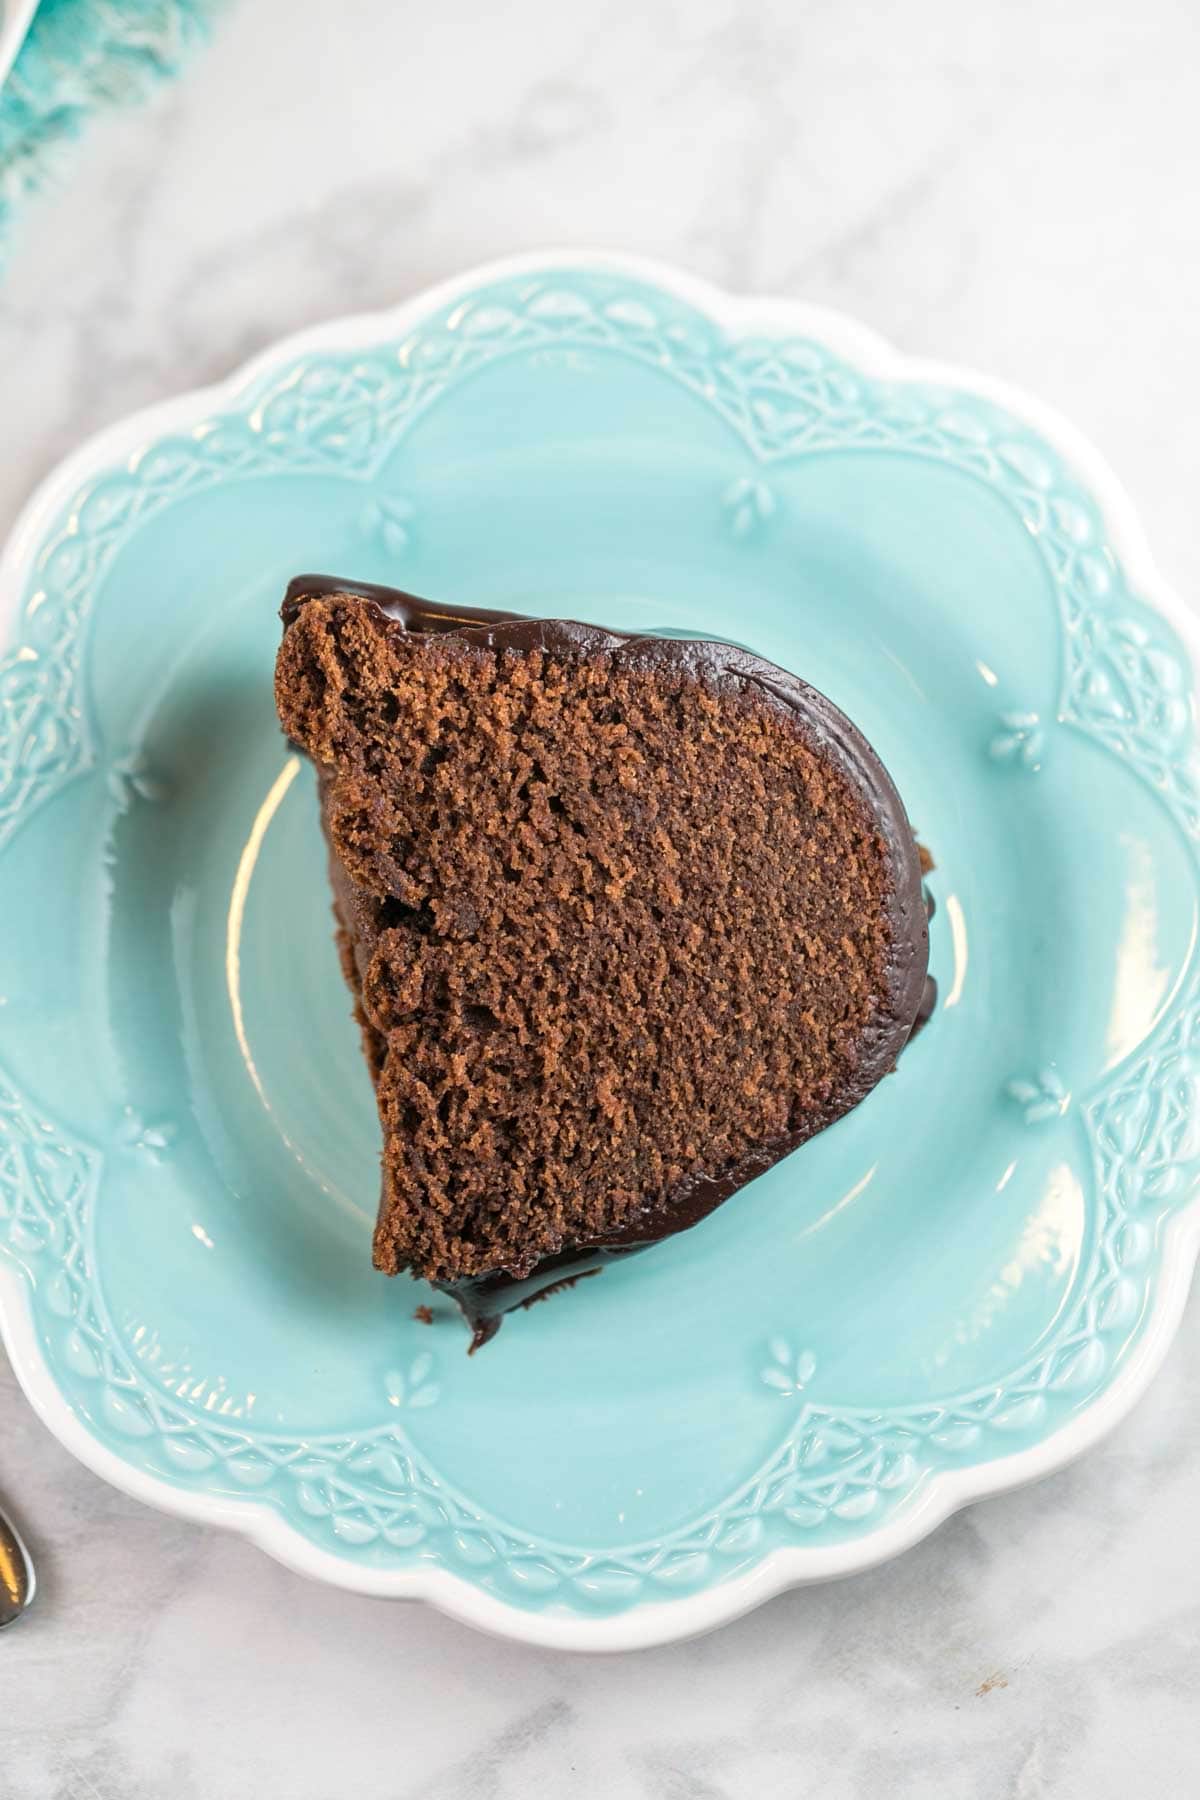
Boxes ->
[1,249,1198,1652]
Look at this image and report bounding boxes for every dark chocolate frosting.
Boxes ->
[282,574,525,637]
[283,575,934,1348]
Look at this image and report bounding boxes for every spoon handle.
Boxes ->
[0,1500,35,1628]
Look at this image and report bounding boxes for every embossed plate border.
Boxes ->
[1,252,1199,1650]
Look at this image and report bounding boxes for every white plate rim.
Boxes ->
[0,0,40,94]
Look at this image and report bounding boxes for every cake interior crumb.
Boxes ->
[276,598,897,1284]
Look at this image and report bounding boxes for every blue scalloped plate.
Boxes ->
[2,253,1199,1650]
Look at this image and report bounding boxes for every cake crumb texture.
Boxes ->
[276,597,897,1283]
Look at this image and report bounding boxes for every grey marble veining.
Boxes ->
[2,0,1200,1793]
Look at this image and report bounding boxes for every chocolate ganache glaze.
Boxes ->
[281,575,935,1347]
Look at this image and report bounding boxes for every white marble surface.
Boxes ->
[3,0,1200,1791]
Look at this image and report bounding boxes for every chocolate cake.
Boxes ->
[276,577,932,1346]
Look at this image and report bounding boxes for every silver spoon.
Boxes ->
[0,1499,35,1628]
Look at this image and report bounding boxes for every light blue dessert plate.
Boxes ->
[1,253,1198,1650]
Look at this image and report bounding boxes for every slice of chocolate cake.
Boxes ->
[276,577,931,1346]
